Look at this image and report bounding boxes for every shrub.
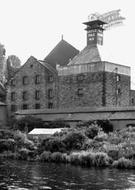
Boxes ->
[14,131,35,150]
[92,152,111,167]
[69,151,111,167]
[0,139,16,153]
[51,152,64,163]
[85,124,99,139]
[39,151,51,162]
[18,148,30,160]
[97,120,113,133]
[15,116,44,132]
[112,157,133,169]
[44,119,70,128]
[39,137,66,153]
[63,131,86,151]
[0,129,14,139]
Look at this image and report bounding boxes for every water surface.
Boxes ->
[0,160,135,189]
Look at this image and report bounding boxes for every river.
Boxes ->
[0,160,135,190]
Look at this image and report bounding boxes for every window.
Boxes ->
[22,91,28,101]
[35,90,40,100]
[116,88,121,95]
[48,102,53,109]
[116,75,120,82]
[11,92,16,101]
[48,89,53,99]
[131,98,134,105]
[77,74,84,81]
[77,88,83,97]
[48,75,54,82]
[22,104,28,110]
[11,104,17,112]
[11,79,16,86]
[22,76,29,85]
[35,103,40,109]
[35,75,41,84]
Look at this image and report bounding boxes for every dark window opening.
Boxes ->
[131,98,134,104]
[35,103,40,109]
[11,92,16,101]
[11,104,17,112]
[23,76,29,85]
[22,104,28,110]
[48,89,53,99]
[77,88,83,97]
[48,75,54,82]
[48,102,53,109]
[11,79,16,86]
[22,91,28,101]
[77,74,84,81]
[35,75,41,84]
[35,90,40,100]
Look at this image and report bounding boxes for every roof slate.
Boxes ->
[44,39,79,68]
[68,45,101,65]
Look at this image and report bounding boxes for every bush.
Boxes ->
[85,124,99,139]
[97,120,113,133]
[44,119,70,128]
[18,148,30,160]
[14,131,35,150]
[63,131,86,151]
[51,152,64,163]
[40,151,51,162]
[69,151,111,167]
[0,129,14,139]
[14,116,44,132]
[0,139,16,153]
[112,157,133,169]
[39,137,66,153]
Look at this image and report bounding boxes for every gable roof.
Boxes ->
[68,44,101,65]
[44,39,79,68]
[9,56,57,81]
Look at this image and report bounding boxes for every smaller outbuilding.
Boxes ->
[28,128,64,139]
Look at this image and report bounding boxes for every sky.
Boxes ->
[0,0,135,87]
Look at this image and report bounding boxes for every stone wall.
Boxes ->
[130,90,135,106]
[58,72,104,108]
[58,71,130,108]
[6,57,58,116]
[105,72,130,106]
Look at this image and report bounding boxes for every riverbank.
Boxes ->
[1,122,135,169]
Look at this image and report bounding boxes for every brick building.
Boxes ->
[6,19,135,116]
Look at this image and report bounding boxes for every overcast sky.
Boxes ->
[0,0,135,87]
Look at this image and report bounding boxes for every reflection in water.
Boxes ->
[0,160,135,189]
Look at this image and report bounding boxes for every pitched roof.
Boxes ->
[8,56,57,81]
[29,128,64,135]
[68,44,101,65]
[44,39,79,68]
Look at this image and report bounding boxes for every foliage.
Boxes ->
[69,151,111,167]
[44,119,70,128]
[112,157,133,169]
[39,151,51,162]
[39,137,66,153]
[63,131,86,151]
[85,124,99,139]
[0,139,15,153]
[96,120,113,133]
[13,116,44,132]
